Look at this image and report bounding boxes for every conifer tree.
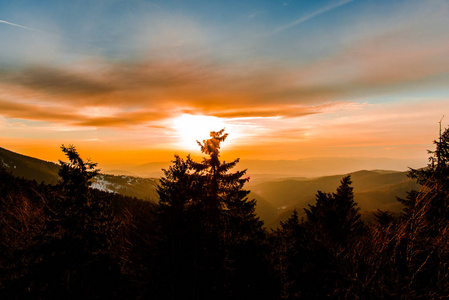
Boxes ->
[403,127,449,223]
[54,145,113,254]
[193,129,263,243]
[157,129,271,299]
[392,126,449,297]
[305,175,364,245]
[156,155,203,299]
[290,177,362,297]
[34,145,118,299]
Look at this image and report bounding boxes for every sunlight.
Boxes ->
[172,114,232,151]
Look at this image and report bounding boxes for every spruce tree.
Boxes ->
[156,155,203,299]
[157,129,271,299]
[392,126,449,297]
[33,145,118,299]
[305,175,364,245]
[404,127,449,223]
[192,129,263,245]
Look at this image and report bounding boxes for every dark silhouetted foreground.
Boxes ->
[1,128,449,299]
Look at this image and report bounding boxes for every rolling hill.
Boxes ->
[0,147,275,220]
[0,147,159,200]
[0,146,421,228]
[252,170,420,228]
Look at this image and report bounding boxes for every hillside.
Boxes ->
[252,170,420,228]
[0,147,421,228]
[0,147,277,220]
[0,147,159,200]
[0,147,61,184]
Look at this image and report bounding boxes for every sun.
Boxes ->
[172,114,231,151]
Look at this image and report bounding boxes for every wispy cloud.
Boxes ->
[271,0,355,35]
[248,11,264,19]
[0,19,53,35]
[0,0,448,131]
[1,13,449,129]
[0,19,104,53]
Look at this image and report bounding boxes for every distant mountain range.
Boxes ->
[0,146,421,228]
[251,170,420,227]
[113,156,426,179]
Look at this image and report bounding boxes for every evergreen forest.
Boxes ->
[1,128,449,299]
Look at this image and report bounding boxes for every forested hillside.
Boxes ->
[0,146,418,228]
[0,146,159,200]
[254,170,419,227]
[1,128,449,299]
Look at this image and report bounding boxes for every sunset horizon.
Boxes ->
[3,2,449,297]
[1,0,449,172]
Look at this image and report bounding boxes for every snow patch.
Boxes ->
[91,176,116,194]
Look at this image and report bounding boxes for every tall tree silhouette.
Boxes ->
[156,155,204,299]
[392,127,449,296]
[33,145,119,299]
[157,129,272,299]
[402,127,449,223]
[305,175,364,245]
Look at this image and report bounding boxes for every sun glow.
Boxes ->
[172,114,233,150]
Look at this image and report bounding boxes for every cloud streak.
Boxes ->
[0,19,54,35]
[271,0,355,35]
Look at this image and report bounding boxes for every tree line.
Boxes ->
[1,128,449,299]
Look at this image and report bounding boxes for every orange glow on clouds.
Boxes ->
[1,0,449,173]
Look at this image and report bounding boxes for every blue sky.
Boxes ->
[0,0,448,167]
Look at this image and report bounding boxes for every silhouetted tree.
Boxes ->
[397,190,419,220]
[305,175,364,245]
[404,127,449,224]
[272,210,335,299]
[273,176,366,298]
[391,127,449,297]
[157,130,274,299]
[156,155,204,299]
[31,145,120,299]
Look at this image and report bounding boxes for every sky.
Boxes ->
[1,0,449,171]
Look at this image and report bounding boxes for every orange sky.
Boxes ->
[1,0,449,172]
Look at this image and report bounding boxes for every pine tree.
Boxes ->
[404,127,449,223]
[410,126,449,186]
[157,129,272,299]
[192,129,263,243]
[33,145,119,299]
[392,126,449,297]
[305,175,364,245]
[53,145,113,255]
[156,155,204,299]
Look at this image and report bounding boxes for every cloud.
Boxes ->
[248,11,264,19]
[0,1,448,129]
[0,58,348,126]
[271,0,355,35]
[1,26,448,128]
[0,19,52,34]
[0,99,77,123]
[295,27,449,92]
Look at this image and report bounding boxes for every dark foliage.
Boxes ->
[156,129,278,299]
[0,146,133,299]
[2,128,449,299]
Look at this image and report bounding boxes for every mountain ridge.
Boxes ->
[0,146,420,228]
